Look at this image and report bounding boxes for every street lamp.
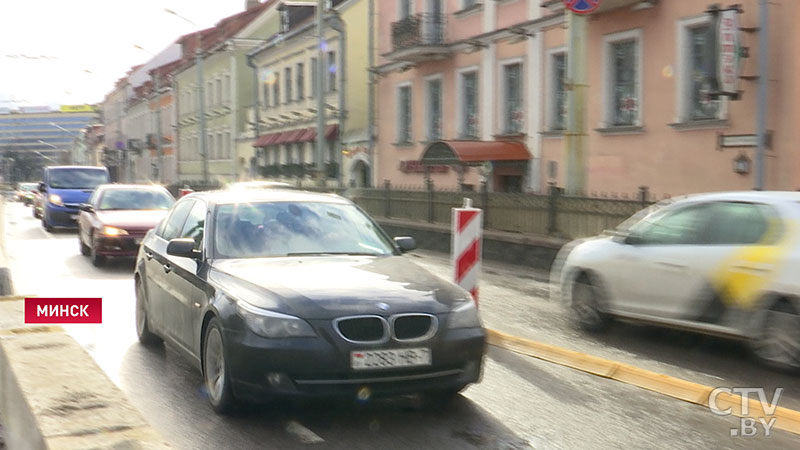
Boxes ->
[165,8,208,183]
[134,44,166,183]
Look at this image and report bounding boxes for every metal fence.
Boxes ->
[347,184,655,239]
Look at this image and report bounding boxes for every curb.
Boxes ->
[487,329,800,436]
[0,198,13,296]
[0,298,172,450]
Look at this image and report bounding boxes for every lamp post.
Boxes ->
[165,8,208,183]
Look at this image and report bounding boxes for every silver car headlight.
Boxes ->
[448,299,482,329]
[235,300,316,338]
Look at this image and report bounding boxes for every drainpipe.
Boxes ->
[327,12,346,186]
[367,0,375,187]
[755,0,768,190]
[247,53,261,177]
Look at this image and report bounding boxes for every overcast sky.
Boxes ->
[0,0,249,108]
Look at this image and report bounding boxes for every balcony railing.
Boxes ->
[391,13,447,51]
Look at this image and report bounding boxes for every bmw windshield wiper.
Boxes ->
[285,251,384,257]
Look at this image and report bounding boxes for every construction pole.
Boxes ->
[564,11,587,194]
[197,43,209,183]
[316,0,327,186]
[154,73,164,183]
[755,0,768,190]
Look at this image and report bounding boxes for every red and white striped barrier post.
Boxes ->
[452,198,482,305]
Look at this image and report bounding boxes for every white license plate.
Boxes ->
[69,214,79,220]
[351,348,431,370]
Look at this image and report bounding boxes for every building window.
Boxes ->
[550,51,567,131]
[426,77,442,140]
[207,134,214,159]
[263,82,270,108]
[399,0,412,19]
[297,62,305,100]
[224,74,231,103]
[225,132,231,158]
[688,24,719,120]
[502,62,523,135]
[284,67,292,103]
[327,51,336,92]
[310,57,318,98]
[461,0,478,9]
[273,73,280,106]
[207,81,213,106]
[459,70,479,139]
[397,84,412,144]
[604,29,642,127]
[216,79,222,106]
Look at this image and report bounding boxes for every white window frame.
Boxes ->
[675,15,728,123]
[498,57,525,135]
[546,46,567,132]
[456,65,480,139]
[395,81,413,144]
[424,73,444,141]
[602,28,644,128]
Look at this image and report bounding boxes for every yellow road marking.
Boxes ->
[487,329,800,436]
[0,325,64,335]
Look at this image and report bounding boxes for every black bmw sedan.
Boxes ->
[134,189,486,414]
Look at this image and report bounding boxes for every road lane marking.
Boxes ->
[285,420,325,444]
[487,328,800,436]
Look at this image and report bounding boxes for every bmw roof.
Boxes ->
[181,189,350,206]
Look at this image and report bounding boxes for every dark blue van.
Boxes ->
[39,166,110,231]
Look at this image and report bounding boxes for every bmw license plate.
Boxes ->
[351,348,431,370]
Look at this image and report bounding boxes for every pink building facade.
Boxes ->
[374,0,800,197]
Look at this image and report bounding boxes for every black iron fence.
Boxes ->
[391,13,447,50]
[348,183,658,239]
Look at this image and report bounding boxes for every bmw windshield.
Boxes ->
[214,202,396,258]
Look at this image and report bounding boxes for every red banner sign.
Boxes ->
[25,298,102,324]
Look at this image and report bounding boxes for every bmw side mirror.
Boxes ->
[167,238,201,259]
[624,233,644,246]
[38,182,46,193]
[394,236,416,253]
[79,203,94,213]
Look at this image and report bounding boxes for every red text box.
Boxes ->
[24,298,102,324]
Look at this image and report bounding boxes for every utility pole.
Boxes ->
[755,0,768,190]
[154,72,164,183]
[316,0,326,186]
[564,11,588,194]
[197,44,209,183]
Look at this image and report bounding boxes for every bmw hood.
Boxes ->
[209,255,471,319]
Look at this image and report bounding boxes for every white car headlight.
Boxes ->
[235,300,316,338]
[48,194,64,206]
[448,299,482,329]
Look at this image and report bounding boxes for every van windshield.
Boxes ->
[49,168,108,189]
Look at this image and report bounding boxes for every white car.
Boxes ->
[553,191,800,372]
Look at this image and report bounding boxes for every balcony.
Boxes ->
[388,14,451,62]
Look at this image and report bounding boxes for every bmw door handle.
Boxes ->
[144,250,153,261]
[163,263,172,273]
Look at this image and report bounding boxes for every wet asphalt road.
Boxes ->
[3,201,799,449]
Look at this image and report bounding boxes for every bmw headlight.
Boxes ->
[235,300,316,338]
[448,299,482,329]
[48,194,64,206]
